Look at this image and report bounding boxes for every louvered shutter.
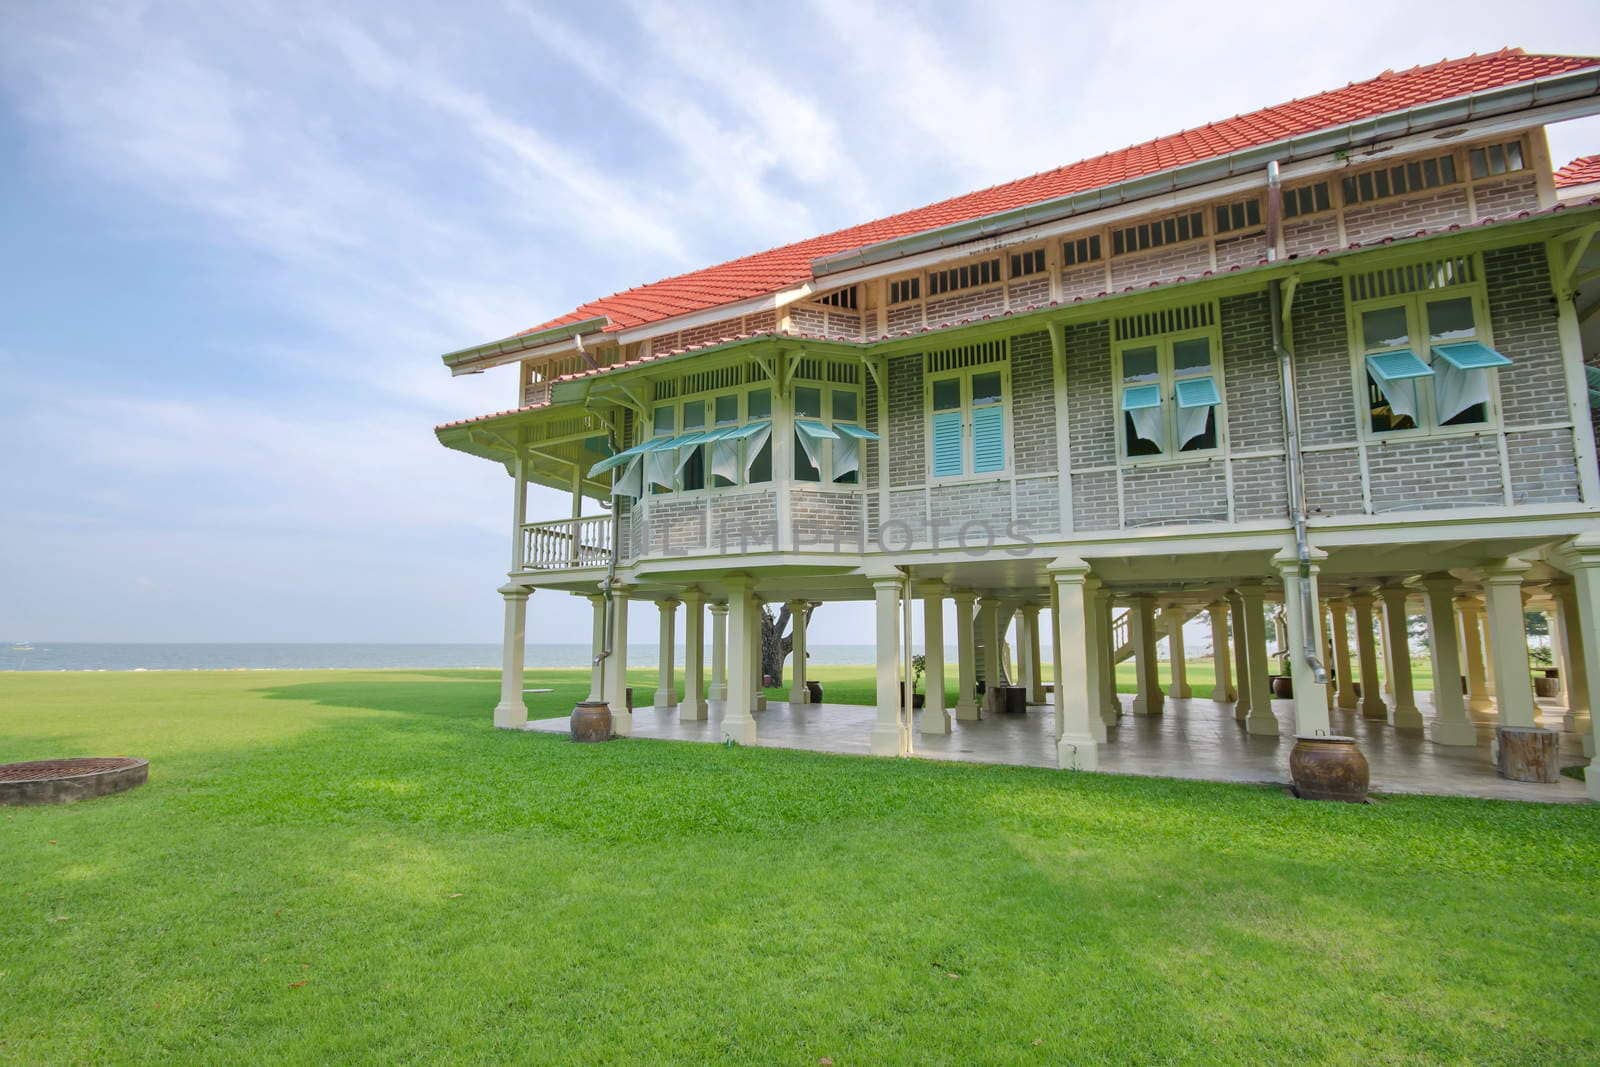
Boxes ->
[931,410,964,477]
[971,405,1005,474]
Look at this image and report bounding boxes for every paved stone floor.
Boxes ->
[527,693,1592,803]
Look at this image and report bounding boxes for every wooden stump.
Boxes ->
[1495,726,1559,783]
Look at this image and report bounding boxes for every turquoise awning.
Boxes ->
[1431,341,1512,370]
[587,436,676,477]
[833,423,880,441]
[794,418,840,441]
[719,419,772,441]
[1175,376,1221,409]
[1365,350,1434,384]
[1120,384,1162,411]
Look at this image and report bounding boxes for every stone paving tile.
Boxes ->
[527,694,1590,804]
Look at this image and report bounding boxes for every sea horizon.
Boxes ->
[0,641,904,673]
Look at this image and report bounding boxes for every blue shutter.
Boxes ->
[971,405,1005,474]
[931,410,964,477]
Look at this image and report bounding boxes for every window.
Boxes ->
[1213,198,1262,234]
[1356,289,1508,435]
[1063,234,1102,267]
[889,277,921,304]
[1009,248,1047,278]
[1114,310,1222,460]
[1282,181,1332,219]
[1112,211,1204,256]
[927,258,1001,296]
[1341,153,1458,206]
[1469,140,1525,179]
[816,286,859,310]
[928,365,1008,478]
[633,385,774,494]
[791,379,868,484]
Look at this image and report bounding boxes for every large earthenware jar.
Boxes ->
[1271,675,1294,699]
[571,701,613,743]
[1289,735,1369,802]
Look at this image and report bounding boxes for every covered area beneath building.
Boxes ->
[497,529,1600,803]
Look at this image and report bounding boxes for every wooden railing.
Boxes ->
[522,516,613,570]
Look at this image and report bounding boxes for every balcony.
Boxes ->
[522,516,614,570]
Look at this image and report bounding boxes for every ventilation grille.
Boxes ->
[1348,256,1475,302]
[655,363,763,400]
[927,339,1007,373]
[1114,302,1215,341]
[793,357,862,384]
[815,286,859,310]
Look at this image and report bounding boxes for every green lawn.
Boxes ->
[3,669,1597,1064]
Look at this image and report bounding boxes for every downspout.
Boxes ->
[1266,160,1328,686]
[593,425,625,703]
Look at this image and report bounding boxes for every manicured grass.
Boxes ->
[3,668,1597,1063]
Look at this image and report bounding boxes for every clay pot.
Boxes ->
[1289,735,1369,803]
[805,680,823,704]
[1271,675,1294,699]
[570,701,613,743]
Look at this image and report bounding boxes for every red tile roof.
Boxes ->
[505,49,1597,341]
[1556,155,1600,187]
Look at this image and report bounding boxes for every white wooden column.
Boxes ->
[1229,592,1251,722]
[871,576,907,756]
[1482,561,1537,729]
[953,591,979,721]
[1553,579,1593,754]
[1379,584,1422,729]
[586,593,606,703]
[1167,611,1192,699]
[708,602,729,701]
[1458,598,1493,720]
[1350,590,1387,721]
[494,583,530,729]
[653,598,679,709]
[1130,594,1163,716]
[1273,553,1330,737]
[1051,562,1105,770]
[787,599,809,705]
[1556,538,1600,798]
[1328,597,1356,711]
[680,590,706,722]
[1238,583,1276,735]
[1017,604,1039,705]
[748,596,766,711]
[604,585,631,736]
[1207,601,1234,702]
[1024,605,1046,705]
[722,579,756,744]
[1098,591,1119,723]
[920,584,949,735]
[1421,575,1474,746]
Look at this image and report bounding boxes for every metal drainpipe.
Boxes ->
[593,431,625,704]
[1266,160,1328,685]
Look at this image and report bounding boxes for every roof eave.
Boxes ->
[440,315,611,375]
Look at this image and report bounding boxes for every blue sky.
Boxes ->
[3,1,1599,644]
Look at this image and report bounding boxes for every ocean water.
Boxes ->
[0,642,883,672]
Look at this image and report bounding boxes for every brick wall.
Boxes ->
[1506,428,1581,505]
[928,481,1012,538]
[887,354,924,488]
[1471,173,1539,219]
[1367,436,1503,512]
[745,309,777,333]
[1014,476,1061,538]
[1220,291,1285,452]
[887,488,925,534]
[1283,214,1340,258]
[1231,456,1288,521]
[1010,330,1058,475]
[1122,460,1228,526]
[1065,320,1114,469]
[1215,231,1268,272]
[790,306,825,335]
[1072,469,1118,530]
[926,286,1005,326]
[1343,186,1470,245]
[1060,263,1107,302]
[887,304,921,332]
[637,496,709,556]
[1109,242,1212,290]
[864,368,881,540]
[1485,243,1570,427]
[1007,276,1050,308]
[1302,448,1364,516]
[789,486,866,549]
[710,490,778,551]
[1290,278,1358,448]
